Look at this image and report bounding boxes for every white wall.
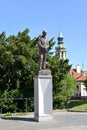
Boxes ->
[76,82,87,96]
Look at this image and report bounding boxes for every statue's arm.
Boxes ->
[38,41,44,48]
[45,41,49,49]
[38,37,44,48]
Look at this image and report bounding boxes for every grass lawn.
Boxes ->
[68,100,87,111]
[69,103,87,110]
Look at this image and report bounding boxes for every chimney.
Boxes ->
[76,65,81,73]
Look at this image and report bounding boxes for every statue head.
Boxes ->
[42,30,47,37]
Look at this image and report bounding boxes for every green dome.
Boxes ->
[58,44,66,49]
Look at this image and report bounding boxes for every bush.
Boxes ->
[53,96,67,109]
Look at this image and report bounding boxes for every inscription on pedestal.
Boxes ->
[38,69,51,75]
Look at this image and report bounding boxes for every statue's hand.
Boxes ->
[44,47,48,51]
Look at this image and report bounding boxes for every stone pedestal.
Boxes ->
[34,69,53,122]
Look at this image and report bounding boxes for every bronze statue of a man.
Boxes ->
[38,31,49,70]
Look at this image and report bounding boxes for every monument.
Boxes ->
[34,31,53,122]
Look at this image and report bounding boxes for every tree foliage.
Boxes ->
[0,29,76,112]
[47,54,76,109]
[83,79,87,91]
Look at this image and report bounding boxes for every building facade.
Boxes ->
[70,65,87,96]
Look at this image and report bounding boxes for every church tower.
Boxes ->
[57,30,66,59]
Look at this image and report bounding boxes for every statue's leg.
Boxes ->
[42,53,47,69]
[39,54,43,70]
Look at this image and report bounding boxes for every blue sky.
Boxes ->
[0,0,87,69]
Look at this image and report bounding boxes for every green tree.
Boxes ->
[48,55,71,95]
[0,29,38,112]
[0,28,76,112]
[47,54,76,109]
[83,79,87,91]
[60,74,76,97]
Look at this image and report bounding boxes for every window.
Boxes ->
[61,52,63,58]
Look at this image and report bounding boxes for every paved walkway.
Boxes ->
[0,111,87,130]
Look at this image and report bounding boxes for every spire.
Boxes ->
[57,26,66,60]
[82,61,85,71]
[57,25,64,45]
[81,61,85,76]
[58,25,63,38]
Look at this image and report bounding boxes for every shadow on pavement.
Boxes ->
[1,116,36,122]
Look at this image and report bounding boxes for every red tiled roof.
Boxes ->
[70,69,87,81]
[77,76,86,81]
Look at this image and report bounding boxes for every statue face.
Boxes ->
[42,31,47,37]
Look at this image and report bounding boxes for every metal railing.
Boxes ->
[0,98,32,114]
